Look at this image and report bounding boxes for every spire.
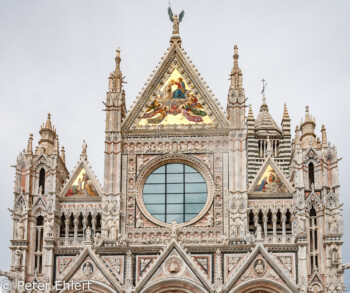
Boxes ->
[247,104,255,135]
[26,133,33,156]
[108,47,123,93]
[321,124,327,147]
[61,146,66,164]
[295,125,301,145]
[39,113,56,154]
[230,45,243,89]
[255,97,281,135]
[300,105,316,143]
[53,134,59,155]
[281,103,291,135]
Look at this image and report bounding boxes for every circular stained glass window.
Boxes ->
[142,163,208,224]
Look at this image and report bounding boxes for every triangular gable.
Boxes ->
[305,191,323,211]
[304,148,320,162]
[224,244,298,293]
[134,239,211,292]
[123,44,229,131]
[60,247,123,292]
[59,159,103,198]
[249,157,294,195]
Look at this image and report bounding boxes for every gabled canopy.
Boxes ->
[59,159,103,198]
[123,42,229,132]
[249,156,294,196]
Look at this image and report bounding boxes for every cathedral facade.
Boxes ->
[1,15,346,293]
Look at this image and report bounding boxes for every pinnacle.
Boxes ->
[283,103,290,120]
[247,104,255,121]
[45,113,52,129]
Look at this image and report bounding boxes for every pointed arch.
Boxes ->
[231,279,294,293]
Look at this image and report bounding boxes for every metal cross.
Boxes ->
[261,79,267,98]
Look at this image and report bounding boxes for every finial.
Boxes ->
[80,140,87,160]
[321,124,327,146]
[261,79,267,99]
[168,5,184,44]
[45,113,52,129]
[61,146,66,164]
[26,133,33,155]
[115,47,121,71]
[283,103,290,119]
[233,45,239,61]
[247,104,255,120]
[295,125,301,144]
[230,45,243,89]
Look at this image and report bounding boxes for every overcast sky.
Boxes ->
[0,0,350,287]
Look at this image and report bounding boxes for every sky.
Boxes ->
[0,0,350,288]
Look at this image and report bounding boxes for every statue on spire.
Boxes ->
[168,5,184,35]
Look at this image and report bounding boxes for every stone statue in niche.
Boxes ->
[256,223,262,240]
[85,226,92,241]
[110,222,118,240]
[171,218,177,237]
[136,213,144,228]
[16,219,25,240]
[329,214,338,233]
[14,248,22,269]
[94,233,103,247]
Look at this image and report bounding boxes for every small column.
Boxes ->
[65,217,69,246]
[92,215,97,236]
[74,216,79,245]
[282,213,287,243]
[263,212,268,238]
[272,212,277,243]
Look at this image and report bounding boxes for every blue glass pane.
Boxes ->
[167,164,184,173]
[167,183,184,193]
[143,184,165,194]
[142,163,208,224]
[153,166,165,174]
[185,193,207,203]
[167,193,184,204]
[185,173,205,183]
[185,214,198,221]
[143,194,165,204]
[185,183,207,193]
[167,173,183,183]
[145,204,165,214]
[167,204,184,213]
[185,203,205,213]
[153,214,165,222]
[145,174,165,184]
[166,214,183,224]
[185,165,197,173]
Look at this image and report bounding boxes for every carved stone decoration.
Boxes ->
[253,259,266,276]
[278,256,292,273]
[164,256,183,275]
[58,258,72,274]
[82,262,94,277]
[267,269,279,280]
[241,270,253,282]
[227,256,240,274]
